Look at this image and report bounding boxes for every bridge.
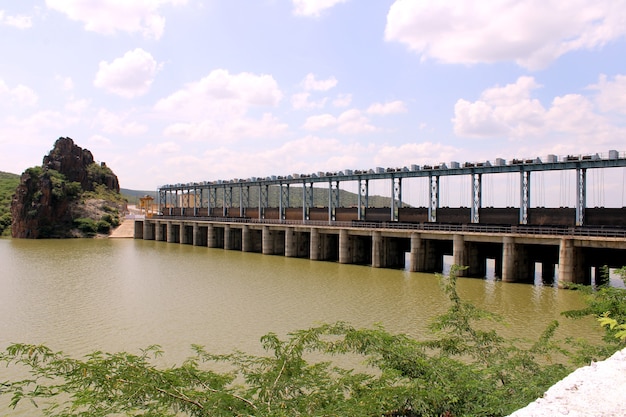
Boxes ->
[134,150,626,286]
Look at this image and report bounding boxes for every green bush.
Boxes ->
[0,212,11,236]
[96,220,111,234]
[101,213,120,228]
[74,217,97,236]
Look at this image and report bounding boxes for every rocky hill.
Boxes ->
[11,137,126,238]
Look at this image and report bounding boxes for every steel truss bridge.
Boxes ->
[157,150,626,227]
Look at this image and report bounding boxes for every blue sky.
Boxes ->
[1,0,625,206]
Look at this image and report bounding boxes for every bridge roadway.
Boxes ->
[134,217,626,286]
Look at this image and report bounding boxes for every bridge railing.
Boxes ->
[153,215,626,239]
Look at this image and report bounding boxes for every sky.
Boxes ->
[1,0,625,207]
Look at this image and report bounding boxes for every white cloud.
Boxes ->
[0,10,33,29]
[56,75,74,91]
[291,92,327,110]
[65,98,90,113]
[367,100,407,115]
[301,73,338,91]
[292,0,349,17]
[303,109,376,134]
[6,110,79,130]
[452,76,624,151]
[303,113,338,130]
[155,69,283,121]
[156,70,286,142]
[162,113,288,142]
[333,93,352,107]
[94,108,148,136]
[385,0,626,69]
[453,76,546,138]
[375,141,459,168]
[45,0,186,39]
[94,48,160,98]
[590,74,626,114]
[88,134,113,147]
[336,109,376,134]
[182,136,371,182]
[0,79,38,107]
[139,141,181,156]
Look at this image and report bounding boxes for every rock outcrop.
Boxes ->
[11,137,122,238]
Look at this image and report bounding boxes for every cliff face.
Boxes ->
[11,137,122,238]
[42,137,119,193]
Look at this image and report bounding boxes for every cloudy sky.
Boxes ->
[1,0,625,206]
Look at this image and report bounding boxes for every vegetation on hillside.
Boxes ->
[3,164,126,238]
[0,171,20,236]
[2,266,623,417]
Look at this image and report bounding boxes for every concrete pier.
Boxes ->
[135,218,626,285]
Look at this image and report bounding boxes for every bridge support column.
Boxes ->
[224,225,232,250]
[339,229,351,264]
[142,220,154,240]
[167,223,176,243]
[155,221,163,241]
[409,233,425,272]
[372,231,382,268]
[467,243,484,277]
[502,237,532,282]
[542,262,555,283]
[310,228,320,260]
[453,234,467,276]
[285,227,296,257]
[242,225,251,252]
[422,240,441,272]
[207,224,216,248]
[558,238,585,286]
[262,226,273,255]
[502,237,517,282]
[134,221,143,239]
[180,223,187,244]
[192,223,199,246]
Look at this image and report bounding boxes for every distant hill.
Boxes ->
[0,171,19,180]
[0,171,20,236]
[122,185,396,208]
[121,188,157,205]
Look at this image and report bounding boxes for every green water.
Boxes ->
[0,238,600,359]
[0,237,606,415]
